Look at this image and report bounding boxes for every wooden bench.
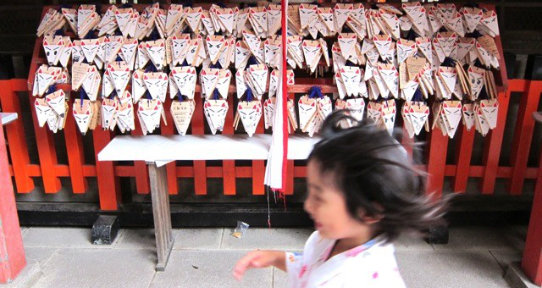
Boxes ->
[98,134,319,270]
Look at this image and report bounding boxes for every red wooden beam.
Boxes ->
[222,97,236,196]
[0,80,34,192]
[509,81,542,195]
[160,99,178,195]
[28,91,61,193]
[252,111,265,195]
[481,90,511,194]
[63,96,88,193]
[426,128,449,197]
[453,125,475,193]
[285,160,295,195]
[92,129,120,211]
[131,116,150,195]
[0,115,26,283]
[192,94,207,195]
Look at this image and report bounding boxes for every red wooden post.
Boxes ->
[0,80,34,192]
[509,81,542,195]
[93,129,120,210]
[522,188,542,286]
[192,94,207,195]
[285,160,295,195]
[63,96,88,193]
[28,91,61,193]
[480,88,513,194]
[160,99,178,195]
[0,114,26,283]
[132,117,150,195]
[222,97,236,196]
[426,129,449,197]
[521,113,542,285]
[453,125,475,193]
[252,112,265,195]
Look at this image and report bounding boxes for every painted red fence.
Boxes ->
[0,77,540,211]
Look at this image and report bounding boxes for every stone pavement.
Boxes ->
[0,225,533,288]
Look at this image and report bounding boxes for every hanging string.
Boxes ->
[46,84,57,95]
[79,89,87,107]
[247,56,259,67]
[479,83,490,100]
[209,62,222,69]
[442,57,456,68]
[405,29,420,41]
[345,61,357,67]
[308,86,323,99]
[145,61,158,73]
[176,91,183,102]
[149,27,160,41]
[465,30,483,39]
[83,29,97,40]
[412,88,424,102]
[245,86,254,102]
[213,88,220,100]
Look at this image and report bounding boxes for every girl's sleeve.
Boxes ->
[285,252,303,287]
[285,252,303,274]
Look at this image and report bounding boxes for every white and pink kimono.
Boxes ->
[285,232,406,288]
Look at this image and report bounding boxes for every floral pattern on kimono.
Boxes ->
[285,231,406,288]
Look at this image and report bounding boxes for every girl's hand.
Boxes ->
[233,250,285,281]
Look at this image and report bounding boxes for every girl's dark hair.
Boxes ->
[308,110,448,243]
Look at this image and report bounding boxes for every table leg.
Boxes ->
[0,121,25,283]
[148,163,174,271]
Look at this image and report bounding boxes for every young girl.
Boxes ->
[233,110,447,287]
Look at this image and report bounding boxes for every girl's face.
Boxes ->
[304,160,371,240]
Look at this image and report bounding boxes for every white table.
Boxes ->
[0,113,17,125]
[98,134,319,270]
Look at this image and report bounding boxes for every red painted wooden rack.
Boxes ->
[0,2,541,283]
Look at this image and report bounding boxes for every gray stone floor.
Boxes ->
[0,226,534,288]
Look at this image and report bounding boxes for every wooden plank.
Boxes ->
[192,94,207,195]
[509,81,542,195]
[0,117,26,283]
[0,80,34,192]
[252,111,265,195]
[480,89,512,194]
[426,129,449,197]
[28,91,61,193]
[453,125,475,193]
[222,97,236,196]
[92,129,119,211]
[63,95,88,193]
[148,163,174,271]
[131,119,150,194]
[159,99,178,195]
